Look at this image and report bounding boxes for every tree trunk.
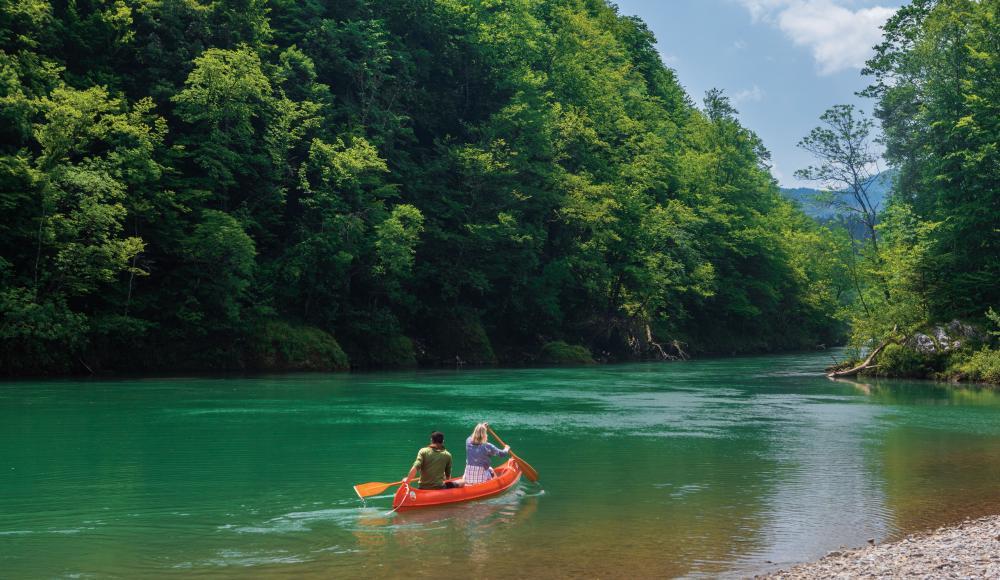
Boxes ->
[826,330,902,378]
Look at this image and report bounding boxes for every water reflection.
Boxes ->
[829,376,1000,534]
[353,485,541,531]
[833,375,1000,409]
[726,390,892,574]
[880,426,1000,533]
[3,353,1000,578]
[349,485,542,576]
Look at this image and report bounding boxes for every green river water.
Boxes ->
[3,350,1000,578]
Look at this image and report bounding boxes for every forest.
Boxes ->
[0,0,995,378]
[822,0,999,383]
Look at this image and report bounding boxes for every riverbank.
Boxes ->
[761,515,1000,579]
[828,320,1000,387]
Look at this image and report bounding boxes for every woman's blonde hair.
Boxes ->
[471,423,488,445]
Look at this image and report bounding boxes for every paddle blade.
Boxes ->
[487,426,539,482]
[512,452,539,482]
[353,480,400,499]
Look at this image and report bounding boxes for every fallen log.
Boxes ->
[827,328,903,378]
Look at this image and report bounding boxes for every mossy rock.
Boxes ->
[539,341,595,365]
[247,321,349,371]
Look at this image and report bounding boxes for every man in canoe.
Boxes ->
[403,431,457,489]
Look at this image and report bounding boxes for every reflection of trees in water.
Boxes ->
[831,375,1000,407]
[349,485,541,576]
[729,388,890,573]
[488,433,781,578]
[880,423,1000,535]
[829,376,874,395]
[834,375,1000,536]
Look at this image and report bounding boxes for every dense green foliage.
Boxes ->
[948,348,1000,384]
[863,0,999,322]
[539,340,594,365]
[808,0,999,383]
[246,320,349,371]
[0,0,846,374]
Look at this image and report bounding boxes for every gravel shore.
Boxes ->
[760,515,1000,579]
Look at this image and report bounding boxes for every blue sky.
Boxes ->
[612,0,905,187]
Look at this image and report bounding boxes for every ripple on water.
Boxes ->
[174,549,312,569]
[0,525,100,536]
[219,507,373,535]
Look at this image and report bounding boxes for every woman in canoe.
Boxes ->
[460,422,510,485]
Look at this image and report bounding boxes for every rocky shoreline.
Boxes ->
[759,515,1000,579]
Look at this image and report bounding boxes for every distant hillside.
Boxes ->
[781,186,838,219]
[781,170,895,220]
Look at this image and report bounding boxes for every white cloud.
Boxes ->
[732,85,765,104]
[733,39,748,50]
[770,162,786,183]
[740,0,792,22]
[736,0,896,75]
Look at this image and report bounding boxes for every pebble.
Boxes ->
[758,515,1000,579]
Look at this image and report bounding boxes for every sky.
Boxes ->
[612,0,905,188]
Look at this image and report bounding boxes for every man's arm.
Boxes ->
[404,449,423,482]
[445,455,452,479]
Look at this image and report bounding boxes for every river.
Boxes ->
[3,350,1000,578]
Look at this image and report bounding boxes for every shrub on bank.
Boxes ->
[872,343,936,378]
[945,348,1000,384]
[344,332,418,369]
[540,341,595,364]
[247,321,349,371]
[421,310,497,365]
[859,340,1000,387]
[338,308,418,368]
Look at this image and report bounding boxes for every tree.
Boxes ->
[862,0,1000,320]
[795,104,883,247]
[0,0,848,373]
[0,85,160,372]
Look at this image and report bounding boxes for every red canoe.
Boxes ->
[391,459,522,511]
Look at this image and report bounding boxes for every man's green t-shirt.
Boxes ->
[411,446,452,489]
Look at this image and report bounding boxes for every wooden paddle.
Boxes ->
[353,477,417,499]
[487,426,539,482]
